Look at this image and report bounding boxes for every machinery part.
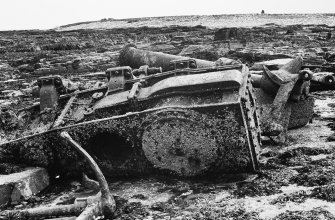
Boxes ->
[0,65,261,178]
[119,44,216,71]
[118,46,314,136]
[76,202,102,220]
[312,72,335,84]
[105,66,132,92]
[53,93,77,128]
[61,131,115,217]
[127,81,141,110]
[0,193,103,220]
[123,64,243,91]
[38,75,66,112]
[251,57,312,136]
[310,72,335,92]
[132,65,162,77]
[243,81,262,165]
[253,57,311,97]
[142,109,219,176]
[0,204,83,219]
[288,96,315,129]
[140,80,261,176]
[135,67,261,176]
[168,58,198,70]
[254,88,292,137]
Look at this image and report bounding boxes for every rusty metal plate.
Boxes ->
[142,109,218,176]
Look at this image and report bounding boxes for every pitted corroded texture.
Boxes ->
[0,65,260,177]
[142,110,219,176]
[254,88,291,135]
[212,107,253,172]
[0,114,150,177]
[289,96,315,129]
[0,100,257,177]
[254,88,315,135]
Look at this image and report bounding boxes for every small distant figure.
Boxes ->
[261,10,265,15]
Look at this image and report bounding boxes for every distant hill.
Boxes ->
[55,14,335,31]
[59,21,98,28]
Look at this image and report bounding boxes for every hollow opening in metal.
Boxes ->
[88,132,133,163]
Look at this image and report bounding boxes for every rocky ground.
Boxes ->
[1,18,335,219]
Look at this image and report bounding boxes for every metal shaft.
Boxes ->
[119,45,216,71]
[60,132,115,217]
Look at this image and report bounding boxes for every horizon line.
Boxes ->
[1,12,335,32]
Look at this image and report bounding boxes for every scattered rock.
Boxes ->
[272,207,335,220]
[311,184,335,201]
[214,27,240,41]
[0,167,49,206]
[18,64,35,72]
[291,165,335,186]
[0,108,18,130]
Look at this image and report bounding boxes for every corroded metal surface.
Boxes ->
[118,47,316,137]
[119,44,216,71]
[0,65,261,177]
[288,96,315,129]
[252,57,312,136]
[310,72,335,92]
[254,88,292,136]
[38,75,66,111]
[142,109,219,176]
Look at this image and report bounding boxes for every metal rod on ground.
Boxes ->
[0,204,84,219]
[45,216,77,220]
[76,202,102,220]
[53,94,77,128]
[60,131,115,218]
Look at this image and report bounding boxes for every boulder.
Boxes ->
[0,167,49,205]
[214,28,239,41]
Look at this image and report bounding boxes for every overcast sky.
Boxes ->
[0,0,334,31]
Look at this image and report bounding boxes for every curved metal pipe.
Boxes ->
[60,132,115,218]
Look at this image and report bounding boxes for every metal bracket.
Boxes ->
[105,66,132,96]
[168,59,197,71]
[127,81,141,110]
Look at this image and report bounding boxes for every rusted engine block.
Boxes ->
[0,64,260,177]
